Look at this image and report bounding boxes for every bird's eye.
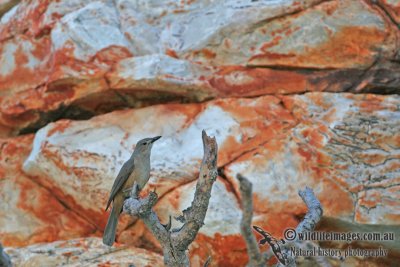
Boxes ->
[143,142,147,145]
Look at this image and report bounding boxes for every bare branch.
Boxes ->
[277,187,323,267]
[123,130,218,267]
[296,187,323,234]
[172,130,218,250]
[123,191,169,244]
[237,174,324,267]
[237,174,267,267]
[0,243,12,267]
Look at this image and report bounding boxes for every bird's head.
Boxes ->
[133,136,161,156]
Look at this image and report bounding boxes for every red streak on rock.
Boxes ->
[323,1,339,16]
[0,135,96,247]
[260,36,282,50]
[190,233,248,267]
[249,26,387,69]
[165,48,179,59]
[380,0,400,24]
[297,145,312,161]
[193,48,217,59]
[210,66,307,96]
[47,120,71,137]
[91,45,133,65]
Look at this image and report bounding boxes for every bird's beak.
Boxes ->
[151,136,162,143]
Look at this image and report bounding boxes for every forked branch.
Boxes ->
[123,130,218,267]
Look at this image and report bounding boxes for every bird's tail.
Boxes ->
[103,205,119,246]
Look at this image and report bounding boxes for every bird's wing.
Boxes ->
[105,158,135,211]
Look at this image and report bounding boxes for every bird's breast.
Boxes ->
[125,163,150,191]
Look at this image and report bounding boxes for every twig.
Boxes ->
[237,174,269,267]
[296,187,323,235]
[203,255,212,267]
[278,186,323,267]
[0,243,12,267]
[123,130,218,267]
[237,173,324,267]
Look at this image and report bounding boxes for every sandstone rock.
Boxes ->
[246,0,398,69]
[21,92,400,265]
[23,95,295,232]
[0,135,96,247]
[225,93,400,227]
[106,54,216,102]
[1,0,399,265]
[0,0,398,135]
[379,0,400,25]
[5,237,163,267]
[0,0,19,19]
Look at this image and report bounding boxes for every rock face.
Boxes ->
[225,93,400,224]
[5,237,163,267]
[21,93,400,266]
[0,135,97,247]
[22,95,295,231]
[0,0,398,135]
[1,0,399,266]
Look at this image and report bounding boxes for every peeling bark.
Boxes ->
[124,130,218,267]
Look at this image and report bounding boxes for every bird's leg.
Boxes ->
[131,182,139,199]
[122,182,139,199]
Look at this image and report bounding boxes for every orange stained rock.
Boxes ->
[210,66,307,96]
[50,51,105,81]
[24,0,53,37]
[46,120,71,137]
[249,26,388,69]
[190,233,248,267]
[14,176,97,244]
[0,0,51,40]
[39,147,110,229]
[0,36,52,94]
[165,48,179,59]
[380,0,400,24]
[33,169,109,230]
[0,135,97,247]
[299,126,327,148]
[297,145,312,161]
[192,48,217,60]
[212,97,296,165]
[90,45,133,65]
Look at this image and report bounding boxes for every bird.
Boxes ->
[103,136,161,246]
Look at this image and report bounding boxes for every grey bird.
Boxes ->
[103,136,161,246]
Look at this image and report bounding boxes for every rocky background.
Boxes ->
[0,0,399,266]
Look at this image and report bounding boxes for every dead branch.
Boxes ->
[237,174,324,267]
[123,130,218,267]
[237,174,269,267]
[0,243,12,267]
[278,187,323,267]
